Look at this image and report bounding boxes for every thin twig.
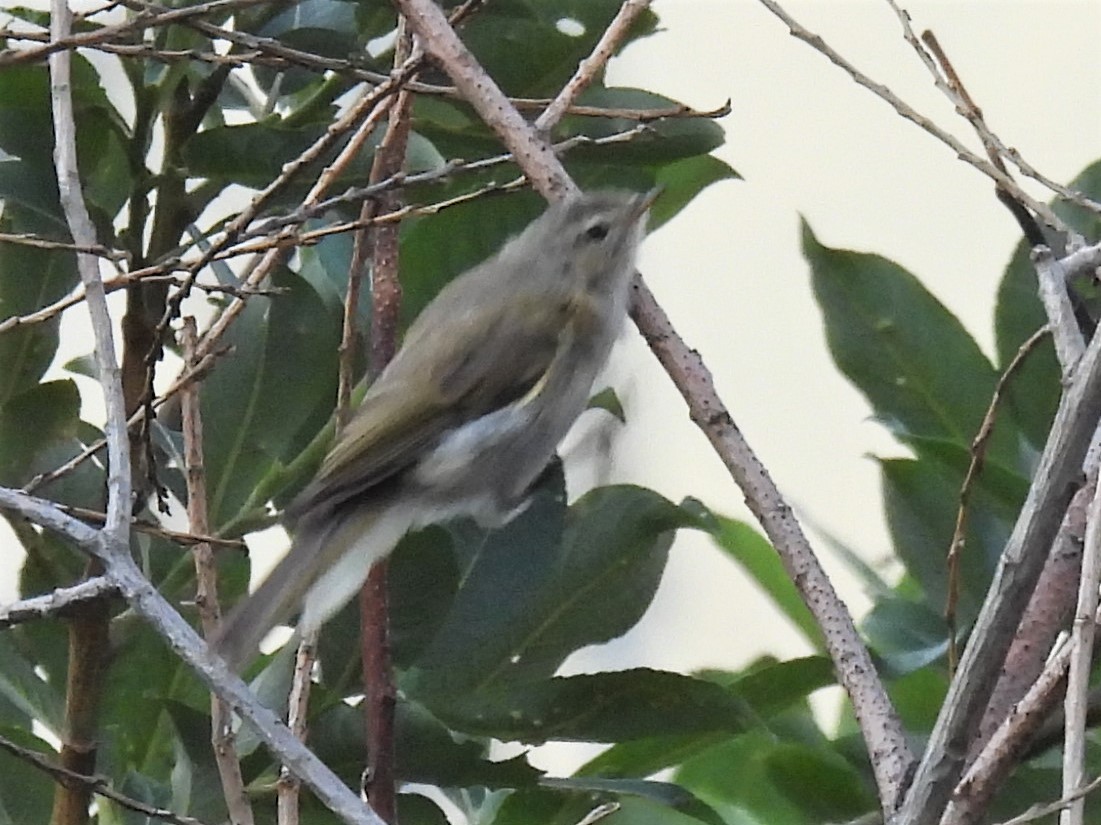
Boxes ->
[0,232,127,259]
[993,771,1101,825]
[0,0,274,66]
[3,125,651,349]
[1032,246,1085,376]
[278,629,318,825]
[0,578,118,628]
[945,326,1051,669]
[0,731,211,825]
[534,0,653,133]
[0,485,383,825]
[1061,471,1101,825]
[181,318,254,825]
[2,26,728,127]
[757,0,1066,233]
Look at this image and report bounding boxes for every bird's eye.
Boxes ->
[584,222,610,241]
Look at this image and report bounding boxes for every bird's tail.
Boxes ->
[211,501,414,672]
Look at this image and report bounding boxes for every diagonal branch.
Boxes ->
[393,0,914,815]
[534,0,652,133]
[0,485,384,825]
[896,294,1101,825]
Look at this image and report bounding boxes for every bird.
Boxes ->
[213,188,657,671]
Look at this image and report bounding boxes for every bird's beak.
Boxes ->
[631,186,663,223]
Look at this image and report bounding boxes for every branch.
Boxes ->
[0,731,212,825]
[945,326,1051,667]
[1061,468,1101,825]
[896,301,1101,825]
[1032,246,1085,374]
[0,0,274,66]
[394,0,913,814]
[181,318,254,825]
[534,0,652,133]
[0,578,118,628]
[755,0,1066,234]
[49,0,130,538]
[0,486,383,825]
[356,27,416,818]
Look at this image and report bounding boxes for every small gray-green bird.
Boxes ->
[214,189,657,670]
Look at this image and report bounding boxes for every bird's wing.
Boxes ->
[287,291,569,519]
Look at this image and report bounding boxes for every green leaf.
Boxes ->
[994,160,1101,452]
[803,220,1022,469]
[676,732,806,825]
[163,701,229,823]
[545,777,725,825]
[395,793,452,825]
[306,698,541,790]
[764,744,875,822]
[422,669,753,745]
[0,379,80,486]
[880,458,1013,621]
[862,594,949,676]
[699,512,822,650]
[398,190,546,328]
[561,87,726,164]
[457,2,658,98]
[886,666,948,733]
[587,386,626,422]
[16,419,108,512]
[0,219,79,402]
[0,635,62,734]
[317,526,461,690]
[730,656,836,718]
[992,241,1059,453]
[201,267,340,530]
[0,58,127,226]
[603,796,724,825]
[408,485,695,695]
[98,613,185,778]
[184,121,331,188]
[649,155,739,231]
[578,657,835,779]
[0,727,55,825]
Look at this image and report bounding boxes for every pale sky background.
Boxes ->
[2,0,1100,745]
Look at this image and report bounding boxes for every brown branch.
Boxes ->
[356,29,416,821]
[899,315,1101,825]
[942,607,1082,825]
[0,731,211,825]
[970,487,1084,761]
[3,125,650,350]
[277,630,319,825]
[181,318,254,825]
[945,326,1051,669]
[534,0,653,133]
[0,232,127,259]
[395,0,914,815]
[0,0,274,66]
